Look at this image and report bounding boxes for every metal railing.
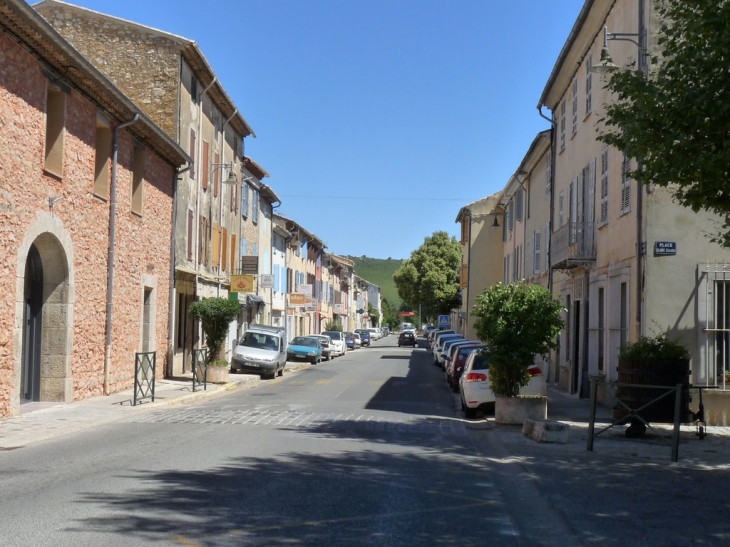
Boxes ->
[192,348,208,392]
[551,221,596,268]
[133,351,156,406]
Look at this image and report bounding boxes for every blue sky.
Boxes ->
[50,0,585,259]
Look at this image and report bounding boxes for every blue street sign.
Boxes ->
[438,315,450,328]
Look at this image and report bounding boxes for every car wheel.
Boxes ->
[277,367,284,377]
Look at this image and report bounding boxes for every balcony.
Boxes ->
[551,222,596,270]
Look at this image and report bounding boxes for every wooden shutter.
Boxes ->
[212,152,219,196]
[230,233,237,274]
[189,129,196,179]
[221,228,228,271]
[203,141,210,192]
[212,223,220,267]
[198,215,204,264]
[187,209,194,260]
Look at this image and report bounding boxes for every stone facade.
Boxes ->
[0,1,186,417]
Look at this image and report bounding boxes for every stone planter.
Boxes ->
[495,395,547,425]
[206,365,229,384]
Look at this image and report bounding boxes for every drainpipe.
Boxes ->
[539,104,557,383]
[217,109,237,298]
[194,77,217,290]
[104,114,140,395]
[167,162,192,378]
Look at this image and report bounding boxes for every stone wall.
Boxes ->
[0,30,175,417]
[36,3,181,141]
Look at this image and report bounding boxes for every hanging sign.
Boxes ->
[230,274,255,293]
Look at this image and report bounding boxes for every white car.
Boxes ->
[353,332,362,348]
[459,348,547,419]
[321,331,346,356]
[366,328,381,340]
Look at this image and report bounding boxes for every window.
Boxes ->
[508,200,514,231]
[546,150,552,199]
[559,191,564,227]
[621,155,632,214]
[94,113,111,198]
[203,141,210,193]
[191,75,198,104]
[131,147,144,215]
[600,147,609,225]
[585,54,593,115]
[45,86,66,177]
[252,188,260,223]
[515,187,524,221]
[560,99,566,151]
[189,129,196,179]
[571,78,578,136]
[460,217,469,243]
[533,230,541,275]
[241,184,249,217]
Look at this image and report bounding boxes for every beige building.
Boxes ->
[36,0,257,374]
[537,0,730,421]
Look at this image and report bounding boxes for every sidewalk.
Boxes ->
[0,363,309,450]
[489,384,730,467]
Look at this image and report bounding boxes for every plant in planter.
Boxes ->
[188,296,240,374]
[615,330,691,436]
[472,282,564,421]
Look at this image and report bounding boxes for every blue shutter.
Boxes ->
[274,264,280,293]
[240,238,247,257]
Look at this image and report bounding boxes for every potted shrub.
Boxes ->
[188,297,240,384]
[472,282,564,424]
[614,331,691,436]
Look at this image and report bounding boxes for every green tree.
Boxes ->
[472,283,564,397]
[393,231,461,317]
[324,319,343,331]
[188,297,240,363]
[598,0,730,246]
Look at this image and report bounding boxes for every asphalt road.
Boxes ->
[2,335,729,546]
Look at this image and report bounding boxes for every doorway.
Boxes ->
[21,244,43,403]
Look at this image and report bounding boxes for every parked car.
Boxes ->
[398,331,417,347]
[366,328,381,340]
[344,331,357,350]
[231,324,287,379]
[447,344,486,391]
[353,332,362,348]
[459,348,547,418]
[356,329,371,347]
[442,339,480,374]
[310,334,333,360]
[321,331,346,356]
[433,334,464,366]
[287,336,323,365]
[430,329,455,351]
[382,327,390,337]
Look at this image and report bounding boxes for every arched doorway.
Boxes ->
[21,244,43,403]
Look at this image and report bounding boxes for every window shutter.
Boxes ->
[533,229,541,275]
[600,148,609,225]
[585,54,593,115]
[572,79,578,135]
[621,155,632,213]
[189,129,196,179]
[230,233,237,273]
[198,215,204,264]
[203,142,210,192]
[274,264,280,293]
[187,209,194,260]
[212,224,220,267]
[221,227,228,271]
[515,188,523,221]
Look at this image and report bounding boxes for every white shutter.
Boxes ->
[621,155,632,214]
[533,230,542,275]
[600,148,609,225]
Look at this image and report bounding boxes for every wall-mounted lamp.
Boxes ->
[491,211,505,228]
[589,25,646,76]
[211,162,238,185]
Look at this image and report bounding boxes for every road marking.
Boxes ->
[315,380,332,385]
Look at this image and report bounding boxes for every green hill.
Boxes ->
[348,256,403,309]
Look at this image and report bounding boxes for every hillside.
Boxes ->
[347,256,403,308]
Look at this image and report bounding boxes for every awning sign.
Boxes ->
[289,293,314,307]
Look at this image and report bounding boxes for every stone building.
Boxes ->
[0,0,188,417]
[35,0,258,374]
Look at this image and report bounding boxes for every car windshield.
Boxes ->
[323,331,342,340]
[291,337,318,347]
[240,332,280,349]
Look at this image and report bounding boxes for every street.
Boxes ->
[1,335,730,546]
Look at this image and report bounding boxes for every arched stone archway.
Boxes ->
[12,213,75,415]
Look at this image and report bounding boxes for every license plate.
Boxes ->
[245,361,260,368]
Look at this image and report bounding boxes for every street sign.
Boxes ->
[259,274,274,288]
[241,256,258,274]
[438,315,451,329]
[288,293,314,307]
